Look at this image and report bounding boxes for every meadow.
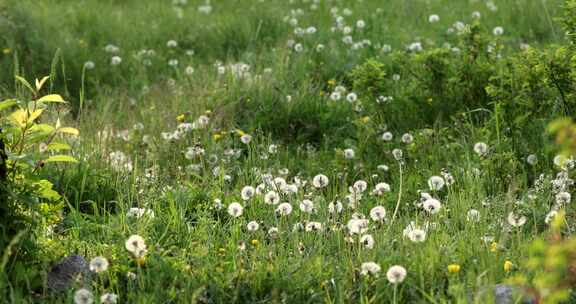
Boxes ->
[1,0,576,303]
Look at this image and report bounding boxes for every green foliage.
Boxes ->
[0,75,78,292]
[349,59,387,98]
[1,0,576,303]
[508,211,576,304]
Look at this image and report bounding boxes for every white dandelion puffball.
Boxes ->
[84,61,95,70]
[347,219,369,235]
[241,186,255,201]
[89,256,109,273]
[166,40,178,48]
[299,199,315,213]
[392,149,403,161]
[428,176,445,191]
[74,288,94,304]
[401,133,414,144]
[240,134,252,144]
[264,191,280,205]
[110,56,122,66]
[343,148,356,159]
[407,228,427,242]
[360,234,375,249]
[428,14,440,23]
[227,202,244,218]
[422,198,442,214]
[473,142,488,156]
[100,293,118,304]
[312,174,329,188]
[370,206,387,222]
[382,131,393,141]
[493,26,504,36]
[328,200,343,214]
[352,180,368,193]
[526,154,538,165]
[305,221,323,232]
[360,262,381,276]
[507,212,527,227]
[386,265,407,284]
[125,235,147,257]
[246,221,259,232]
[346,92,358,103]
[372,182,391,196]
[276,202,293,216]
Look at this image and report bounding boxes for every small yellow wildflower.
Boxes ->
[218,248,226,256]
[177,114,186,122]
[236,129,246,137]
[251,239,260,247]
[136,256,146,266]
[3,48,12,55]
[504,260,513,272]
[447,264,461,273]
[361,116,370,124]
[490,242,498,252]
[327,79,336,86]
[213,133,222,141]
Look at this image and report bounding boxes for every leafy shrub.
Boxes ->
[0,75,78,291]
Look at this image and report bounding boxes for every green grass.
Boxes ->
[1,0,575,303]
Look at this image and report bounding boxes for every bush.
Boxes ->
[0,75,79,293]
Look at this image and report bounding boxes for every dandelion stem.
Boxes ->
[391,162,403,224]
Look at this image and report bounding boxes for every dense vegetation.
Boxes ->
[1,0,576,303]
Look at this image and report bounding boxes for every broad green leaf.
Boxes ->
[28,124,55,142]
[45,155,78,163]
[57,127,79,136]
[0,99,17,111]
[37,94,65,103]
[33,179,61,201]
[15,76,36,94]
[46,142,71,151]
[29,124,55,134]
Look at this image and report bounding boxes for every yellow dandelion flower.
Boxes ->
[251,239,259,247]
[504,260,513,272]
[361,116,371,124]
[136,256,146,266]
[327,79,336,86]
[213,133,222,141]
[447,264,461,273]
[177,114,186,122]
[490,242,498,252]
